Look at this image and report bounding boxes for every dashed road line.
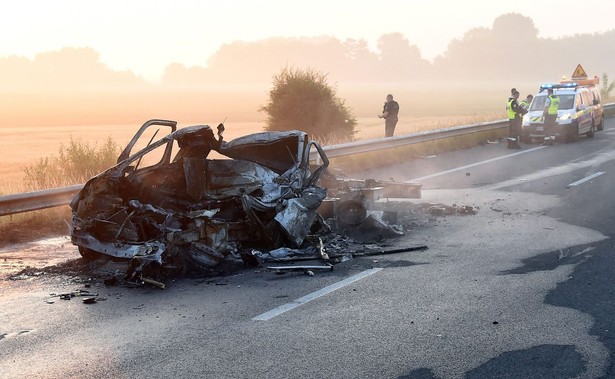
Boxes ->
[567,172,606,187]
[407,146,546,182]
[252,268,383,321]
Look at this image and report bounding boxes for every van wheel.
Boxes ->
[78,246,103,260]
[566,123,579,143]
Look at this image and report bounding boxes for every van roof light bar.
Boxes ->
[539,82,578,92]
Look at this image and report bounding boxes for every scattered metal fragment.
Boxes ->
[352,245,429,257]
[318,238,329,261]
[9,274,29,281]
[139,276,166,289]
[51,289,99,302]
[418,203,477,216]
[267,265,333,275]
[103,276,120,286]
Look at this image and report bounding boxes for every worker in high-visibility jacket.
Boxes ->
[519,94,533,114]
[506,90,523,149]
[542,88,560,145]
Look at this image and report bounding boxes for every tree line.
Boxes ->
[1,13,614,93]
[164,13,615,85]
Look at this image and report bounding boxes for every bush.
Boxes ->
[24,137,121,190]
[600,73,615,101]
[260,67,357,142]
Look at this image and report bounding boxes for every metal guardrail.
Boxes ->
[0,184,83,217]
[313,119,509,159]
[2,103,613,217]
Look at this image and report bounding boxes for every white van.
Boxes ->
[521,83,598,143]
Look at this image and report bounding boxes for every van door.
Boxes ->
[577,91,593,134]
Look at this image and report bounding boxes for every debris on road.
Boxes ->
[47,289,99,304]
[418,203,477,216]
[55,119,476,287]
[268,265,334,275]
[139,276,166,289]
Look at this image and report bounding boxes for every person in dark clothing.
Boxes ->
[506,90,523,149]
[378,94,399,137]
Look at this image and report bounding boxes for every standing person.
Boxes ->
[542,88,559,145]
[506,90,522,149]
[519,94,533,114]
[378,94,399,137]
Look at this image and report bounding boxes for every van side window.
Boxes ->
[530,96,547,111]
[576,95,583,109]
[581,91,591,107]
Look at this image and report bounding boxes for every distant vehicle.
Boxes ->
[521,82,600,143]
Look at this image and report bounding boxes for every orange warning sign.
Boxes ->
[571,64,588,79]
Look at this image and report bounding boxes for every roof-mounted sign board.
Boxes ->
[571,64,588,79]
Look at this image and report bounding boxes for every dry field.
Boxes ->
[1,80,533,194]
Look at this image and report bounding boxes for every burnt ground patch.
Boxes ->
[496,239,615,378]
[464,344,585,379]
[499,243,594,275]
[544,238,615,378]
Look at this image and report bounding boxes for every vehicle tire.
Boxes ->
[78,246,103,260]
[566,123,579,143]
[184,243,225,272]
[597,117,604,131]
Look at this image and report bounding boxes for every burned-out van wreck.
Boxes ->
[70,119,423,282]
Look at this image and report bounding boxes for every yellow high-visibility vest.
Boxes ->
[547,95,560,115]
[507,98,517,119]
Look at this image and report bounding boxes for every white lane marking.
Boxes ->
[406,146,547,182]
[252,268,383,321]
[568,172,606,187]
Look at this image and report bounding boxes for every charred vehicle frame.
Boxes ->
[70,119,330,278]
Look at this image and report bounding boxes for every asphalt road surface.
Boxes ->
[2,119,615,379]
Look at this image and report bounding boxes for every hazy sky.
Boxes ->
[2,0,614,81]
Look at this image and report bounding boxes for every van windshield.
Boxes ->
[530,94,575,111]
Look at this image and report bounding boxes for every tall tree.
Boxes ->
[377,33,429,80]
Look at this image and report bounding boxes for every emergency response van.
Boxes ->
[521,83,598,143]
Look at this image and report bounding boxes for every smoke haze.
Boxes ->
[1,13,613,127]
